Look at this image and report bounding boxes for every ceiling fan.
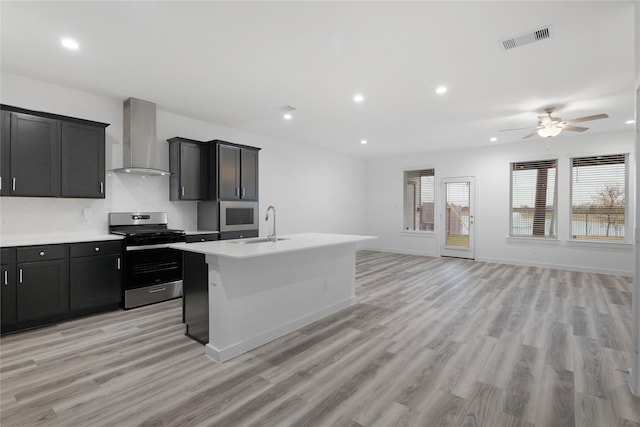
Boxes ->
[499,107,609,139]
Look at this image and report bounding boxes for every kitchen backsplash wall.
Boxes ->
[0,72,366,237]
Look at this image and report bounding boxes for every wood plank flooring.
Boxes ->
[1,250,639,426]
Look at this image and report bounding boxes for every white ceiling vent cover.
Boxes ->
[502,25,552,50]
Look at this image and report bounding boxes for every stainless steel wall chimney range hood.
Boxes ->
[112,98,171,176]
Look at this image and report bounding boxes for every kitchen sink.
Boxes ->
[232,237,290,244]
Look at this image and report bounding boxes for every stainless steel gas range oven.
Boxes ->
[109,212,185,309]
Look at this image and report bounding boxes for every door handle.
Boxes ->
[117,257,121,270]
[3,270,7,286]
[19,268,23,284]
[181,186,185,197]
[235,187,239,197]
[100,182,104,194]
[242,187,246,198]
[12,177,16,191]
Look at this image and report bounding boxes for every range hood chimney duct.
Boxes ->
[112,97,171,176]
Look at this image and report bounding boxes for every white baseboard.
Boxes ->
[360,246,439,258]
[476,256,632,277]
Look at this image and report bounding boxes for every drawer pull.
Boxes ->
[95,247,100,252]
[39,251,45,256]
[149,287,166,293]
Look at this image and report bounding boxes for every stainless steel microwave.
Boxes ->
[219,200,259,232]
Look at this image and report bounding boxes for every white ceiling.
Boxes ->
[0,1,636,159]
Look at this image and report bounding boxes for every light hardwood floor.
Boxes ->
[1,250,639,426]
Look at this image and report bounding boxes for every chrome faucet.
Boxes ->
[265,205,277,242]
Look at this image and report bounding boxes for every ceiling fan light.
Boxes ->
[537,125,562,138]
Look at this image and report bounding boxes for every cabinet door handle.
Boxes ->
[19,269,23,284]
[12,177,16,191]
[94,247,100,252]
[39,251,45,256]
[235,187,239,197]
[0,176,2,191]
[4,270,7,286]
[117,257,121,270]
[181,186,185,197]
[100,182,104,194]
[242,187,246,197]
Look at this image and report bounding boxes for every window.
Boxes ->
[570,154,628,241]
[510,159,557,238]
[404,169,435,231]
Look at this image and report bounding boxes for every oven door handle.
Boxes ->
[148,287,167,293]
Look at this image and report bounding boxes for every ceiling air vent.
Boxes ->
[502,25,552,50]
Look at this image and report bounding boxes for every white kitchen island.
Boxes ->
[171,233,376,362]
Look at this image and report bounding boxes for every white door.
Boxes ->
[440,177,475,259]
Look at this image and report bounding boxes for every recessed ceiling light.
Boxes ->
[360,139,368,145]
[490,137,497,142]
[353,94,364,103]
[283,113,292,120]
[435,86,447,95]
[625,119,635,125]
[61,37,79,50]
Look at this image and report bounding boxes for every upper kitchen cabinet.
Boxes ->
[6,111,61,197]
[0,105,109,199]
[61,121,106,198]
[215,141,260,201]
[168,137,205,201]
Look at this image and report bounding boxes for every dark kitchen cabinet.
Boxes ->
[9,112,61,197]
[1,111,10,196]
[183,252,209,344]
[69,241,122,312]
[216,142,259,201]
[61,121,106,198]
[184,233,219,243]
[168,137,205,201]
[219,230,259,240]
[1,248,17,330]
[16,245,68,323]
[0,105,109,199]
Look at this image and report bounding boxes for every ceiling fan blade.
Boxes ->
[563,125,588,132]
[564,113,609,124]
[521,132,539,139]
[498,126,537,132]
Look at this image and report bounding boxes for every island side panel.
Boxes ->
[204,243,357,362]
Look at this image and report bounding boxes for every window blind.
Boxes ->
[571,154,627,240]
[404,169,435,231]
[510,159,557,237]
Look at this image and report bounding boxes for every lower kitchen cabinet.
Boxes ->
[183,251,209,344]
[219,230,258,240]
[1,248,17,328]
[1,240,124,335]
[16,245,68,323]
[69,241,122,312]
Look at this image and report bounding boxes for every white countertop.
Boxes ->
[1,233,124,247]
[170,232,377,259]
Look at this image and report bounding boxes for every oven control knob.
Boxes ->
[95,247,100,252]
[39,251,45,256]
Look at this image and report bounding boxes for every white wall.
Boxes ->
[0,72,366,237]
[364,131,636,276]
